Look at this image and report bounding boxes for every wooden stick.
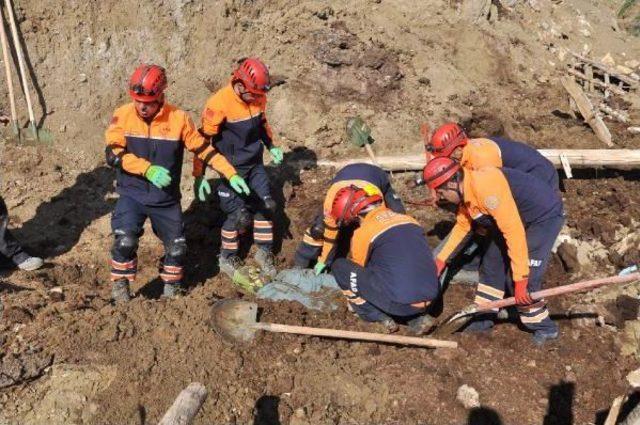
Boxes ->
[0,6,17,136]
[570,51,640,88]
[254,322,457,348]
[598,103,629,123]
[4,0,37,141]
[604,395,625,425]
[474,272,640,313]
[561,77,613,147]
[158,382,208,425]
[317,149,640,171]
[567,68,627,96]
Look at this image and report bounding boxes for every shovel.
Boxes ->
[346,116,380,167]
[210,298,457,349]
[432,271,640,336]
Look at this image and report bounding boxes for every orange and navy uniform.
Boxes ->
[460,137,558,189]
[437,167,563,331]
[193,82,275,176]
[314,164,405,266]
[105,102,236,206]
[437,167,562,281]
[331,205,439,320]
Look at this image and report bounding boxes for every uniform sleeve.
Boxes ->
[318,215,339,265]
[104,110,151,176]
[476,171,530,281]
[436,208,473,264]
[182,113,236,180]
[193,95,227,177]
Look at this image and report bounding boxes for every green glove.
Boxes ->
[145,165,172,189]
[269,147,283,165]
[314,261,326,276]
[229,174,250,195]
[194,176,212,202]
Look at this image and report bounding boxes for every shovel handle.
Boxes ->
[364,143,380,167]
[475,272,640,313]
[254,322,457,349]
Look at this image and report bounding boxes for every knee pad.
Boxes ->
[263,196,277,214]
[309,219,325,240]
[227,208,253,233]
[165,237,187,263]
[112,230,139,259]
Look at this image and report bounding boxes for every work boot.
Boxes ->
[463,314,495,333]
[16,256,44,271]
[111,278,131,303]
[380,316,399,334]
[218,254,244,280]
[408,314,435,335]
[532,328,559,346]
[255,248,277,279]
[162,282,186,299]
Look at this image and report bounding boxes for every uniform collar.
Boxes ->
[460,144,470,167]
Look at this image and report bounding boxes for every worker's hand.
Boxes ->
[514,279,534,305]
[314,261,326,275]
[435,258,446,278]
[194,176,211,202]
[269,147,284,165]
[145,165,172,189]
[229,175,250,195]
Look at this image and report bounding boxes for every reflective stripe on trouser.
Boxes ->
[473,283,504,311]
[221,228,239,257]
[110,258,137,282]
[253,214,273,250]
[293,228,324,268]
[159,261,184,284]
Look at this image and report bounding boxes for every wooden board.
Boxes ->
[561,77,614,147]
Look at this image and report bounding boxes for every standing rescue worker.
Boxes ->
[105,64,249,302]
[328,185,438,333]
[192,58,283,280]
[0,113,43,271]
[423,157,564,345]
[294,163,405,271]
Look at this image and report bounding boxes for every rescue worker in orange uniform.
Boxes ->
[293,163,405,270]
[328,185,439,333]
[427,122,559,190]
[422,157,564,345]
[105,64,249,302]
[192,58,283,280]
[425,122,560,283]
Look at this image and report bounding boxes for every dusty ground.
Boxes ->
[0,0,639,424]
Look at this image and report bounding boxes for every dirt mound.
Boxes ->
[0,0,638,423]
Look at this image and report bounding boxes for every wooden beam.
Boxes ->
[570,51,640,88]
[567,68,628,96]
[561,77,614,147]
[158,383,208,425]
[317,149,640,171]
[604,395,625,425]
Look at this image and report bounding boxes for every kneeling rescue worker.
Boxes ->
[294,162,405,271]
[192,57,283,280]
[328,185,439,333]
[423,157,564,345]
[105,64,249,302]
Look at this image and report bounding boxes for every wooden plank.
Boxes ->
[604,395,625,425]
[317,149,640,171]
[570,51,640,88]
[561,77,614,147]
[585,64,594,92]
[559,153,573,178]
[158,383,208,425]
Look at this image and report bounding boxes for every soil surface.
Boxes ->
[0,0,639,424]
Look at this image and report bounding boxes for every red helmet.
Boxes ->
[422,157,461,190]
[232,57,271,95]
[428,123,468,157]
[331,185,382,226]
[129,64,167,102]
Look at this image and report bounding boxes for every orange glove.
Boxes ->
[435,258,446,278]
[514,279,533,305]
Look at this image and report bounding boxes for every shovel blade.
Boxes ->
[346,116,372,148]
[209,299,260,344]
[430,305,479,336]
